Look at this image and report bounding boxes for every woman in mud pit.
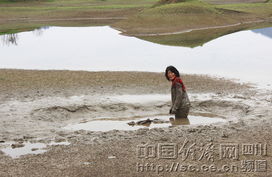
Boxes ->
[165,66,191,119]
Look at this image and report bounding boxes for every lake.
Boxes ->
[1,26,272,88]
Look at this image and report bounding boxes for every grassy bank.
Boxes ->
[0,0,157,20]
[113,0,272,35]
[137,21,272,47]
[0,0,157,34]
[1,0,272,47]
[0,18,123,35]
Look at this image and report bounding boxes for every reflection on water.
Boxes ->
[0,26,272,88]
[0,140,70,158]
[0,26,50,46]
[0,141,47,158]
[1,34,18,46]
[252,27,272,39]
[32,26,50,37]
[169,117,190,126]
[63,114,226,132]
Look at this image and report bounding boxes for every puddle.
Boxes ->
[63,114,226,132]
[0,142,47,158]
[48,141,71,146]
[0,141,70,159]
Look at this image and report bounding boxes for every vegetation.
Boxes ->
[0,0,158,35]
[138,22,272,47]
[1,0,272,47]
[0,0,158,20]
[113,0,272,35]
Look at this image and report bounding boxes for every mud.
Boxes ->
[0,69,271,176]
[62,114,226,132]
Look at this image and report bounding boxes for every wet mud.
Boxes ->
[0,69,271,176]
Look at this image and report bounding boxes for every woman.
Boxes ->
[165,65,191,118]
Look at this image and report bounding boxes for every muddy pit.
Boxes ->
[0,70,271,176]
[0,72,263,161]
[63,114,227,132]
[21,93,254,139]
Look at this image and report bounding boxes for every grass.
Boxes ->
[138,21,272,47]
[113,0,244,34]
[202,0,267,4]
[0,4,152,10]
[111,0,272,47]
[149,0,221,16]
[0,0,158,34]
[0,19,119,36]
[216,2,272,16]
[1,0,272,47]
[113,0,272,35]
[0,0,158,20]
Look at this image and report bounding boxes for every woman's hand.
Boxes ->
[169,108,176,114]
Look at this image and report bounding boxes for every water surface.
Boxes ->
[0,141,70,158]
[1,26,272,88]
[63,114,226,132]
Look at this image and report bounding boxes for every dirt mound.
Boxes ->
[30,102,170,122]
[192,99,251,117]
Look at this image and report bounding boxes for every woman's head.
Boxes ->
[165,65,180,81]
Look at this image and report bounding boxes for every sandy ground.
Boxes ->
[0,69,271,177]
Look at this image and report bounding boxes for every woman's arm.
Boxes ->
[171,82,184,114]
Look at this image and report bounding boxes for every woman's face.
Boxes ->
[167,70,176,81]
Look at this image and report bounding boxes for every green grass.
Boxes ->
[0,0,52,2]
[0,0,158,19]
[0,19,116,35]
[114,0,272,34]
[113,0,243,34]
[0,0,158,6]
[138,22,272,47]
[142,0,220,16]
[0,0,158,35]
[216,2,272,16]
[0,4,152,10]
[0,23,42,35]
[111,0,272,47]
[1,0,272,48]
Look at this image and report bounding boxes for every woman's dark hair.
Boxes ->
[165,65,180,81]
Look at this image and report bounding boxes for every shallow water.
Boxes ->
[0,26,272,88]
[0,142,47,158]
[63,114,226,132]
[0,141,70,158]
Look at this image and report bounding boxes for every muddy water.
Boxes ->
[63,114,226,132]
[0,141,70,158]
[1,26,272,88]
[0,142,47,158]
